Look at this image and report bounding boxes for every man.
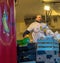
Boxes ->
[23,15,54,42]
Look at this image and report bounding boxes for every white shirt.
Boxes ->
[27,22,48,42]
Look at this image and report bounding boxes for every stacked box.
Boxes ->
[17,43,36,63]
[36,37,59,63]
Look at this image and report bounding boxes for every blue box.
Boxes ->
[21,61,36,63]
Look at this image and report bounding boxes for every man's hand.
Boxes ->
[24,35,29,38]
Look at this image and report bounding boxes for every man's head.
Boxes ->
[35,15,42,22]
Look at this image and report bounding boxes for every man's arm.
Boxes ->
[23,30,30,37]
[23,22,34,37]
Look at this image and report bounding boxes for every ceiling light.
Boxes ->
[44,5,50,11]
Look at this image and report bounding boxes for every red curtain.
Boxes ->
[0,0,17,63]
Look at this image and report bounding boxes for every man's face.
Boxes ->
[36,15,42,22]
